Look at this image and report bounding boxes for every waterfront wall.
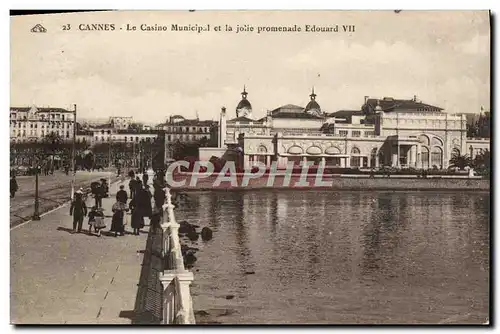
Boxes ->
[170,173,490,191]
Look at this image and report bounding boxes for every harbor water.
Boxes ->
[176,190,490,324]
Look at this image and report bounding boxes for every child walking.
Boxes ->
[88,206,106,237]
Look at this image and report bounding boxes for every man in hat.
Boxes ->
[70,190,87,233]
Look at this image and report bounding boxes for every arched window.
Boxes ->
[431,137,443,146]
[431,146,443,169]
[421,146,430,169]
[418,135,430,146]
[350,147,361,167]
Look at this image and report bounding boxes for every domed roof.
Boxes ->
[236,99,252,110]
[236,86,252,111]
[304,87,321,113]
[305,99,321,112]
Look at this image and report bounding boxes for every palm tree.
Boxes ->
[449,152,473,170]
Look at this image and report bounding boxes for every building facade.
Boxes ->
[156,115,217,144]
[109,116,133,130]
[215,90,490,170]
[10,105,76,142]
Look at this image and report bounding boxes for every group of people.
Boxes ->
[69,169,160,237]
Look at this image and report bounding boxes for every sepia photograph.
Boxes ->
[9,9,490,325]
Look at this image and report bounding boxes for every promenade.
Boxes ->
[10,169,119,228]
[10,176,159,324]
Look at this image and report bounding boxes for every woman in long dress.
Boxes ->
[110,201,127,237]
[129,197,145,235]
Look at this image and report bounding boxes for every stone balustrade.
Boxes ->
[158,187,196,325]
[466,137,490,141]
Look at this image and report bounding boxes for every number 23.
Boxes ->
[62,24,71,31]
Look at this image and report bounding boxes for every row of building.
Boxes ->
[9,106,219,145]
[201,87,490,170]
[10,87,490,170]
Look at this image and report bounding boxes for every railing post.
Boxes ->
[174,272,195,323]
[159,186,196,324]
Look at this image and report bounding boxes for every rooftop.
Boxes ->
[11,106,74,113]
[327,110,365,118]
[363,97,444,113]
[227,116,264,124]
[158,119,217,127]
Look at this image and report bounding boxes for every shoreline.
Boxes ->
[173,187,490,193]
[169,174,490,192]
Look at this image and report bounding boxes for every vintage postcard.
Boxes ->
[10,10,490,325]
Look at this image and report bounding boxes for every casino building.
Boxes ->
[202,87,490,170]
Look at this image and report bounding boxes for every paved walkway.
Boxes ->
[10,175,157,324]
[10,169,120,227]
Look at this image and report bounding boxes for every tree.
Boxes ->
[473,149,490,176]
[41,132,65,169]
[467,122,479,138]
[449,152,473,170]
[477,113,490,138]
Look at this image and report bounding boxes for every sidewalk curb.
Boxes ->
[10,177,126,231]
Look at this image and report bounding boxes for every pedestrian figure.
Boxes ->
[116,185,128,204]
[153,181,166,210]
[110,201,127,237]
[129,177,137,200]
[101,179,109,198]
[129,197,145,235]
[10,174,18,198]
[91,181,103,209]
[87,206,106,236]
[70,190,87,233]
[135,176,142,195]
[142,171,149,188]
[137,184,153,219]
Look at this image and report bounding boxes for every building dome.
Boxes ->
[236,98,252,110]
[236,86,253,118]
[305,99,321,112]
[304,87,321,114]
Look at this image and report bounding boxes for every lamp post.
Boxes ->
[33,165,40,220]
[70,104,77,201]
[108,138,112,192]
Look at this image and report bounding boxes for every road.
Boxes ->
[10,169,120,227]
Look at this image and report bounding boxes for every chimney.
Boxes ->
[413,95,417,102]
[364,96,369,104]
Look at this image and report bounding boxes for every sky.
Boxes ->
[10,10,490,124]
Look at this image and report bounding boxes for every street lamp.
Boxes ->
[33,164,40,220]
